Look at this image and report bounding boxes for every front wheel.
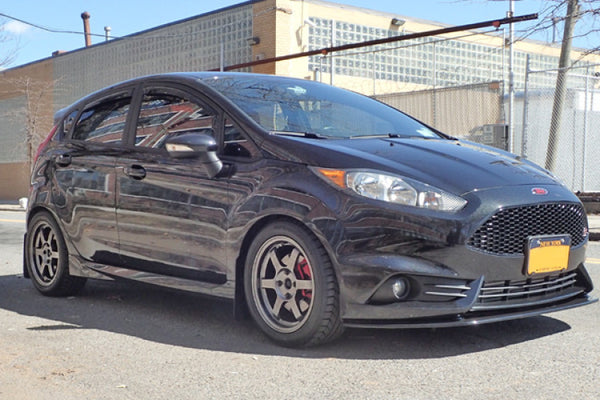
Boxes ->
[25,211,86,296]
[244,221,343,347]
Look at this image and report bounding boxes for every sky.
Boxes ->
[0,0,595,69]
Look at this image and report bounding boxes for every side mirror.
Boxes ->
[165,132,223,178]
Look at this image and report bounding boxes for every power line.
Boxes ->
[217,13,538,71]
[0,10,254,43]
[0,12,108,39]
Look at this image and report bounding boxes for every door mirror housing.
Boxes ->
[165,132,223,178]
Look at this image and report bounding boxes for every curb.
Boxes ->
[0,198,27,212]
[0,206,25,212]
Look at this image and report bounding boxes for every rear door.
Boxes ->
[52,90,134,264]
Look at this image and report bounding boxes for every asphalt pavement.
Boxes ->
[1,198,599,399]
[1,210,599,399]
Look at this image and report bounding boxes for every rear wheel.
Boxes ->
[25,211,86,296]
[244,221,343,347]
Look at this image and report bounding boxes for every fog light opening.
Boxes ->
[392,278,410,300]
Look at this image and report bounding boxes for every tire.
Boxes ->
[244,221,344,347]
[25,211,86,296]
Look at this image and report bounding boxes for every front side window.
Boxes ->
[135,91,215,149]
[71,97,131,144]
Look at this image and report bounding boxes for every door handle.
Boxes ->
[125,165,147,180]
[55,153,72,167]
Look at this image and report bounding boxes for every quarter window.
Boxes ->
[223,117,257,158]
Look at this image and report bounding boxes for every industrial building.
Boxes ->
[1,0,599,198]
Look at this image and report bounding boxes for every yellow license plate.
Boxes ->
[526,235,571,275]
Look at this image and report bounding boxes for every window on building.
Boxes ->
[307,16,563,89]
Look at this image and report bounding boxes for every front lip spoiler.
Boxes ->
[343,294,598,329]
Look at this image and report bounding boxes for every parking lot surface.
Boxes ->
[1,210,598,399]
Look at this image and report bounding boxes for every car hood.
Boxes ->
[263,136,560,195]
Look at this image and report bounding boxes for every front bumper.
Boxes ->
[342,264,596,328]
[323,182,595,328]
[344,293,597,329]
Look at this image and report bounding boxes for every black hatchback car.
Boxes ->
[25,72,596,346]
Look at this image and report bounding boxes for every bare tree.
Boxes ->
[515,0,599,56]
[501,0,597,170]
[1,18,57,171]
[465,1,598,173]
[20,78,56,166]
[0,18,20,68]
[0,77,56,170]
[456,0,599,55]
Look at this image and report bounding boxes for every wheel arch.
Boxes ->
[26,204,57,225]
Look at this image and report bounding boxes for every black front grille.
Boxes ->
[467,203,587,255]
[473,272,581,309]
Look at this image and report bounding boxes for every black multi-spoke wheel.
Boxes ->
[25,211,86,296]
[244,221,343,346]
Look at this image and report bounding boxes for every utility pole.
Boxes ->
[508,0,515,153]
[545,0,579,171]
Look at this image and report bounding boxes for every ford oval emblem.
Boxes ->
[532,187,548,195]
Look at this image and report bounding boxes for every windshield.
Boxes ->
[199,75,441,139]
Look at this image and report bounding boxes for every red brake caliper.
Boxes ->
[295,258,312,300]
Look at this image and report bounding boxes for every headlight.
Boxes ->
[347,172,417,204]
[314,168,467,212]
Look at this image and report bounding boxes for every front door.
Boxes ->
[115,86,231,286]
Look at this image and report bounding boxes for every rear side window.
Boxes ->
[71,97,131,144]
[135,92,215,149]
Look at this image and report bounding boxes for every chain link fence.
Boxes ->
[374,81,506,143]
[305,19,600,194]
[518,62,600,192]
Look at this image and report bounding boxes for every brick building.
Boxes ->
[1,0,598,198]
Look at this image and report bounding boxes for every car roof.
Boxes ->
[53,72,310,122]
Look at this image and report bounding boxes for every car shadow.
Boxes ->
[0,274,571,360]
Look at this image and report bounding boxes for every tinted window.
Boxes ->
[135,92,215,149]
[223,117,257,158]
[55,110,79,141]
[72,97,130,144]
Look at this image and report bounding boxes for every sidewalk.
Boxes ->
[588,214,600,241]
[0,200,25,212]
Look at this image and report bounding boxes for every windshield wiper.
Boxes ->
[351,133,453,140]
[350,133,416,139]
[270,131,328,139]
[349,134,388,139]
